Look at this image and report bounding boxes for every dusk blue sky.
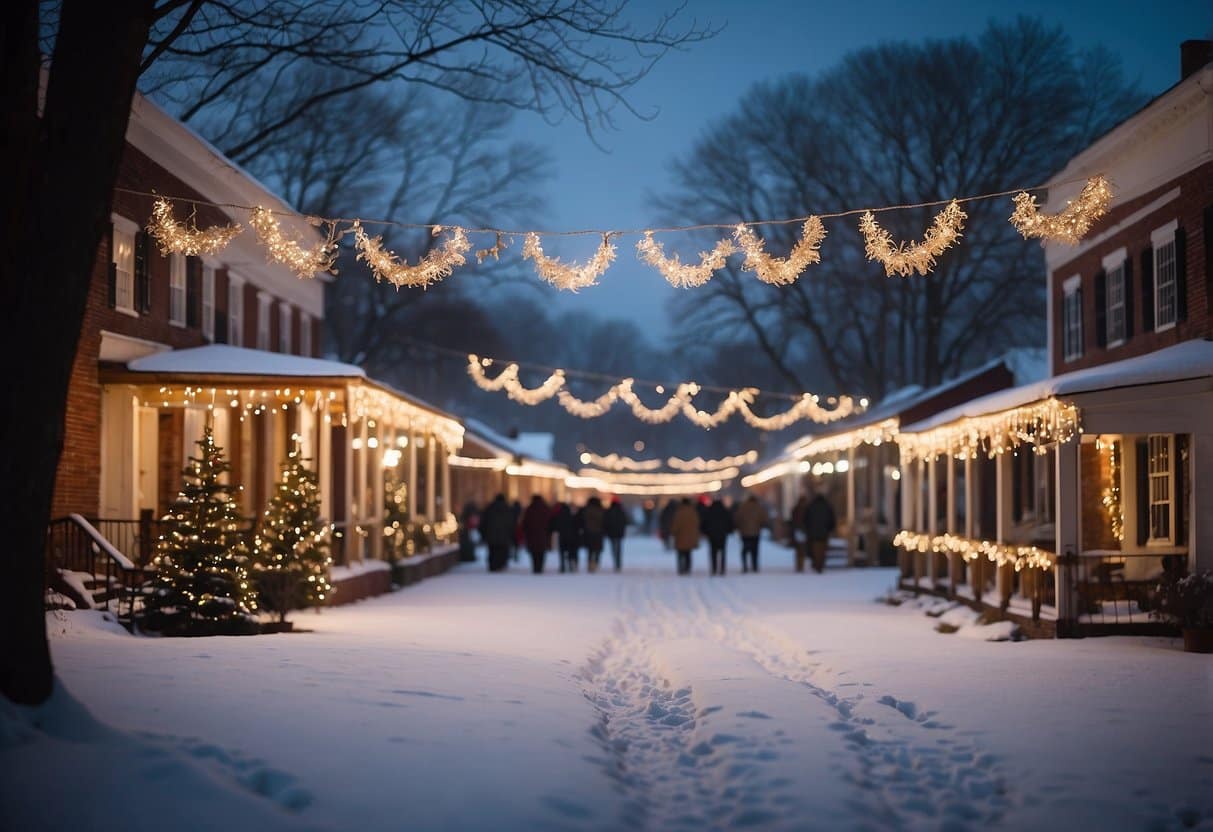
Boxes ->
[505,0,1213,339]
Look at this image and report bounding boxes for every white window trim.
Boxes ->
[110,213,139,317]
[1104,255,1127,349]
[201,265,215,341]
[228,274,245,348]
[1146,434,1176,546]
[256,291,272,351]
[168,253,187,327]
[278,303,292,353]
[1100,247,1127,272]
[1062,275,1083,363]
[1149,219,1178,248]
[1151,222,1179,332]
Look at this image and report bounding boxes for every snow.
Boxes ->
[463,417,557,461]
[126,344,366,378]
[327,559,392,582]
[904,339,1213,434]
[70,513,137,570]
[14,536,1213,831]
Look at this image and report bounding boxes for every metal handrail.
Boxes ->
[46,515,152,617]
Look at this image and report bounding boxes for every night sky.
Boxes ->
[502,0,1212,339]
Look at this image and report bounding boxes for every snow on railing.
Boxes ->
[68,513,138,571]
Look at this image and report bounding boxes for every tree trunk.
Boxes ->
[0,0,152,704]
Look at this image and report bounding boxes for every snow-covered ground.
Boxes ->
[6,536,1212,831]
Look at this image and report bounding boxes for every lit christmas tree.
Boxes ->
[248,447,333,622]
[383,473,413,561]
[145,425,258,634]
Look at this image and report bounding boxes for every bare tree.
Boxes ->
[5,0,713,704]
[658,19,1143,398]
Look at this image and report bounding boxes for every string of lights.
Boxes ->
[129,174,1111,288]
[893,530,1055,573]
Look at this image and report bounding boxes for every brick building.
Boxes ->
[893,44,1213,636]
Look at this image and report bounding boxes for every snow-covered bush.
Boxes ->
[1153,571,1213,630]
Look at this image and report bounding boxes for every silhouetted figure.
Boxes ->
[735,495,769,573]
[480,494,514,572]
[790,494,810,573]
[552,502,581,572]
[603,498,629,572]
[580,496,606,573]
[702,498,734,576]
[521,495,552,574]
[804,492,837,574]
[659,499,677,551]
[459,500,480,562]
[670,498,701,576]
[509,499,523,562]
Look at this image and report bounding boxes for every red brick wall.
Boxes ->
[899,364,1015,427]
[1051,161,1212,376]
[1080,441,1119,551]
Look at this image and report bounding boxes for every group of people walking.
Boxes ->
[478,493,629,574]
[471,489,837,577]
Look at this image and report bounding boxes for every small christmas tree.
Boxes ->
[383,473,412,561]
[145,425,258,634]
[248,447,333,622]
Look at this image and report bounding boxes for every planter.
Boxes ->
[1182,627,1213,654]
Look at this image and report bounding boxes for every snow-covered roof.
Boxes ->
[126,344,366,378]
[903,339,1213,434]
[463,418,556,462]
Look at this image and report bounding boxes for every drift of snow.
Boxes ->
[13,536,1213,831]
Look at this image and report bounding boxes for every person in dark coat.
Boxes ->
[789,495,810,573]
[804,492,837,574]
[480,494,515,572]
[551,502,581,572]
[458,500,480,562]
[579,496,606,573]
[603,499,629,572]
[658,499,677,551]
[509,499,523,562]
[521,495,552,574]
[702,498,734,576]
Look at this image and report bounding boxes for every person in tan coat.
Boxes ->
[734,494,769,573]
[670,498,702,575]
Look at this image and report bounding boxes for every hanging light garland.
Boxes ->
[522,232,617,290]
[147,197,242,257]
[736,394,856,430]
[1096,436,1124,542]
[577,467,741,486]
[897,398,1080,462]
[352,221,470,288]
[1010,176,1112,245]
[680,389,751,429]
[893,530,1054,573]
[557,384,625,418]
[619,379,700,424]
[248,207,339,279]
[860,201,967,277]
[579,451,663,471]
[466,356,566,404]
[636,232,736,288]
[667,450,759,471]
[733,217,827,285]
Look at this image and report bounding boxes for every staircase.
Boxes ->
[45,514,153,620]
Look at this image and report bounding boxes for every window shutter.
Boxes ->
[214,311,228,344]
[1174,227,1187,323]
[1076,286,1084,354]
[1122,257,1134,340]
[1139,247,1154,333]
[1135,439,1149,547]
[134,231,151,314]
[186,256,200,327]
[107,224,117,308]
[1093,270,1107,348]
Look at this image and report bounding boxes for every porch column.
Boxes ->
[946,455,958,594]
[1055,440,1080,630]
[318,399,332,525]
[440,444,451,520]
[964,455,975,597]
[1192,432,1213,572]
[995,452,1013,606]
[407,426,418,521]
[353,415,367,562]
[426,433,437,519]
[369,420,384,560]
[845,446,857,565]
[926,456,938,585]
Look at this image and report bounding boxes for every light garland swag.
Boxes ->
[132,175,1111,290]
[894,530,1055,573]
[579,449,758,473]
[468,355,856,431]
[897,399,1080,462]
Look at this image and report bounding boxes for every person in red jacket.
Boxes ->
[521,494,553,574]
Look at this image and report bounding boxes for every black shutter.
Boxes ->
[106,224,116,308]
[214,310,228,344]
[1174,227,1187,323]
[1076,286,1084,355]
[1136,439,1149,547]
[1139,247,1154,333]
[134,231,151,314]
[1093,270,1107,348]
[186,256,200,327]
[1122,256,1134,340]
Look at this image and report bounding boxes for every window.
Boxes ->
[1062,276,1083,362]
[1147,435,1173,544]
[169,253,187,325]
[256,292,272,350]
[1154,239,1177,330]
[112,224,136,313]
[300,312,312,357]
[201,266,215,341]
[278,304,292,353]
[1105,262,1125,346]
[228,277,244,347]
[1034,449,1055,525]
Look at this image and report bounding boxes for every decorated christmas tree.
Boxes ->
[248,447,333,622]
[145,425,258,634]
[383,473,412,561]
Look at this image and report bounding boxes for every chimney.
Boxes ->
[1181,40,1213,80]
